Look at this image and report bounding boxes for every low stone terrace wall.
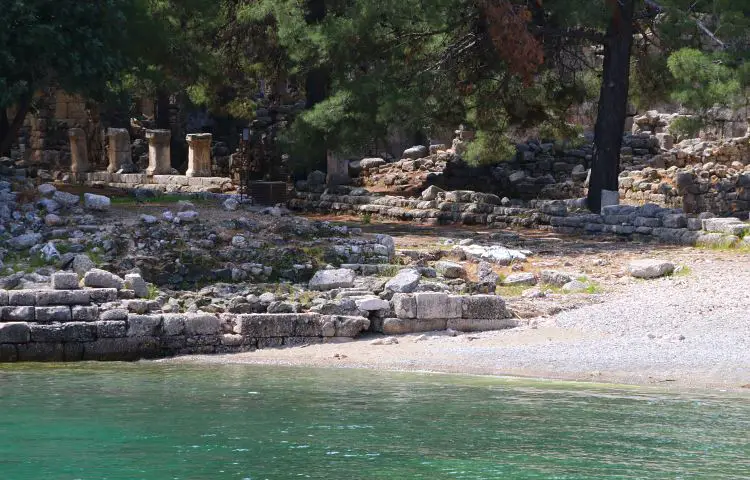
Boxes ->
[0,283,370,362]
[289,187,750,249]
[76,172,234,194]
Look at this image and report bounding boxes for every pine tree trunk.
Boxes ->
[0,108,10,156]
[156,89,171,130]
[587,0,635,213]
[304,0,329,171]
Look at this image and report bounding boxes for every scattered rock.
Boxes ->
[371,337,399,345]
[83,193,111,211]
[177,210,199,222]
[435,261,466,279]
[222,197,239,211]
[503,272,537,286]
[403,145,428,160]
[562,280,589,292]
[51,272,79,290]
[385,269,421,293]
[627,259,675,279]
[124,273,149,298]
[9,233,43,250]
[309,268,356,291]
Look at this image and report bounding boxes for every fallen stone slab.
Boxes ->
[385,269,421,293]
[309,269,356,291]
[354,296,390,312]
[382,318,448,335]
[83,269,125,289]
[502,272,537,286]
[627,259,675,279]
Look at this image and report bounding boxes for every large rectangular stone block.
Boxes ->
[184,314,221,336]
[72,305,99,321]
[127,315,162,337]
[162,314,185,336]
[1,306,35,322]
[35,306,72,323]
[30,323,96,342]
[83,337,161,361]
[392,294,416,319]
[332,316,370,337]
[152,175,189,186]
[382,318,447,335]
[88,288,118,303]
[447,318,517,332]
[461,295,508,319]
[36,290,91,306]
[8,290,36,306]
[414,293,462,320]
[51,272,80,290]
[95,320,127,338]
[0,322,31,343]
[233,314,302,337]
[0,344,18,362]
[17,342,65,362]
[0,290,8,306]
[120,173,146,184]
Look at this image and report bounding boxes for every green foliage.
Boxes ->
[0,0,149,108]
[669,116,703,139]
[464,131,515,166]
[667,48,741,112]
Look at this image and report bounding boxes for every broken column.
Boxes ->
[185,133,212,177]
[68,128,89,174]
[106,128,132,173]
[145,129,171,175]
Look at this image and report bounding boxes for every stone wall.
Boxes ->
[289,186,750,249]
[0,285,370,362]
[81,172,235,194]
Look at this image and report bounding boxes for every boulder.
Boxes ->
[421,185,444,201]
[83,193,111,211]
[222,197,239,211]
[309,268,356,291]
[627,259,675,279]
[72,254,96,276]
[177,210,199,222]
[540,270,573,287]
[435,261,466,279]
[503,272,537,286]
[83,268,125,289]
[360,158,386,170]
[307,170,326,186]
[52,190,80,207]
[403,145,428,160]
[385,269,421,293]
[38,183,56,197]
[9,233,42,250]
[562,280,589,292]
[354,296,390,311]
[124,273,149,298]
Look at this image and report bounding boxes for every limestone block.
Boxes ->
[435,261,466,279]
[84,193,111,211]
[0,322,31,343]
[309,269,356,291]
[72,306,100,321]
[332,316,370,337]
[159,314,184,336]
[30,323,96,343]
[100,309,128,321]
[8,290,36,306]
[83,269,125,289]
[145,129,171,175]
[17,343,65,362]
[461,295,508,319]
[69,128,89,174]
[392,294,417,319]
[36,290,91,306]
[414,293,462,320]
[95,320,127,338]
[0,291,7,306]
[221,334,244,347]
[51,272,80,290]
[153,175,189,186]
[83,337,161,361]
[233,313,303,337]
[627,259,675,279]
[382,318,447,335]
[127,314,162,337]
[354,296,390,312]
[184,314,221,336]
[1,306,35,322]
[124,273,148,298]
[447,318,517,332]
[35,306,72,323]
[0,344,18,362]
[88,288,118,303]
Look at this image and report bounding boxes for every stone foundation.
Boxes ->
[77,172,234,193]
[0,288,370,362]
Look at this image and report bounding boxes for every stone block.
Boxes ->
[124,273,149,298]
[461,295,508,319]
[0,322,31,343]
[88,288,118,303]
[382,318,447,334]
[392,294,417,319]
[100,309,128,321]
[8,290,36,306]
[36,290,91,306]
[17,343,65,362]
[51,272,80,290]
[35,306,72,323]
[64,342,84,361]
[127,314,162,337]
[83,269,124,289]
[184,314,221,336]
[415,293,461,320]
[95,320,127,338]
[162,314,185,336]
[120,174,146,184]
[185,335,220,347]
[72,305,99,321]
[0,344,18,362]
[221,334,244,347]
[293,315,327,337]
[354,296,390,312]
[1,306,35,322]
[152,175,189,186]
[233,314,301,337]
[83,337,161,361]
[257,337,284,349]
[30,322,96,342]
[309,269,356,291]
[662,214,687,229]
[0,291,7,306]
[447,318,517,332]
[161,335,187,351]
[385,269,421,293]
[332,316,370,337]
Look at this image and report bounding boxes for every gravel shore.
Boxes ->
[167,251,750,392]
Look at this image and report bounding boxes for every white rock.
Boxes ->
[385,269,421,293]
[52,191,80,207]
[231,235,247,247]
[562,280,588,292]
[177,200,195,211]
[44,214,63,226]
[83,268,125,289]
[435,261,466,279]
[309,268,356,291]
[627,259,675,279]
[83,193,111,211]
[222,197,239,211]
[40,242,60,261]
[9,233,42,250]
[124,273,149,298]
[503,272,537,286]
[421,185,444,201]
[38,183,56,197]
[355,296,390,311]
[162,210,175,221]
[140,214,158,224]
[177,210,199,222]
[51,272,79,290]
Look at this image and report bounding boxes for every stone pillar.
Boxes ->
[68,128,89,174]
[145,129,171,175]
[326,150,350,186]
[107,128,132,173]
[185,133,212,177]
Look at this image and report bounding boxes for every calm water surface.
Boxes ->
[0,363,748,479]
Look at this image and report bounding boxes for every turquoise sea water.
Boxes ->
[0,364,748,479]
